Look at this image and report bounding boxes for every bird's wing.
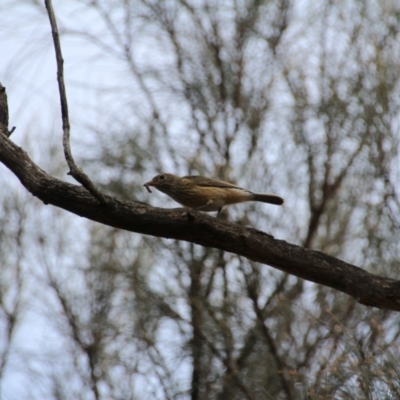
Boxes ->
[183,175,245,190]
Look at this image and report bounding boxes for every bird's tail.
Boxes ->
[252,193,284,206]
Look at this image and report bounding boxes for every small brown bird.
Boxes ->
[144,173,284,216]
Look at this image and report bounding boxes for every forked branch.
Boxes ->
[44,0,109,206]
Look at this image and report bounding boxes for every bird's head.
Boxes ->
[143,173,177,193]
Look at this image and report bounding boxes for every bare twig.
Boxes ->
[44,0,110,206]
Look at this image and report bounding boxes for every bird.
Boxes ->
[144,173,284,216]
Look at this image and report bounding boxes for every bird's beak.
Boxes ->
[143,180,154,193]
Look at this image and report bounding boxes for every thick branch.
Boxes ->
[0,127,399,311]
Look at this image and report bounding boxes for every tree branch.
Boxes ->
[0,88,399,312]
[44,0,109,206]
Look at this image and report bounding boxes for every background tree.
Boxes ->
[1,1,400,399]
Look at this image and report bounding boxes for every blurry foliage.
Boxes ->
[1,0,400,399]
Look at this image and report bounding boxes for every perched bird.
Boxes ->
[144,173,284,216]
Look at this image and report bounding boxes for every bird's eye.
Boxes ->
[159,174,166,180]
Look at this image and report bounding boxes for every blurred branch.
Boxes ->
[0,85,400,311]
[44,0,109,206]
[48,276,101,400]
[244,271,294,400]
[304,132,367,248]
